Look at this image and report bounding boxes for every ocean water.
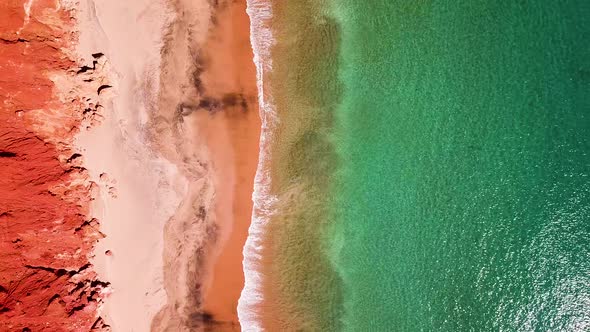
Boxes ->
[331,1,590,331]
[240,1,343,330]
[241,1,590,331]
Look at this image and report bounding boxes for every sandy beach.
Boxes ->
[198,0,260,327]
[75,0,185,331]
[72,0,259,330]
[150,0,260,330]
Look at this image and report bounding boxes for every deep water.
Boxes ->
[331,1,590,331]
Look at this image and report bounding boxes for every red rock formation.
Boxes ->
[0,1,108,330]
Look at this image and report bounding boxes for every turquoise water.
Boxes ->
[330,1,590,331]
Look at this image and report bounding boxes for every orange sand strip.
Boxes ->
[199,0,261,329]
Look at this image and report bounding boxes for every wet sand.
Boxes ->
[198,0,260,327]
[150,0,259,330]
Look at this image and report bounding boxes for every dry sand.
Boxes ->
[75,0,185,331]
[74,0,260,331]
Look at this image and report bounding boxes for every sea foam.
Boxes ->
[237,0,277,330]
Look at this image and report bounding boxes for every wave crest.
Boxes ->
[237,0,277,331]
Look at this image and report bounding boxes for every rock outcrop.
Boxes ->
[0,1,108,330]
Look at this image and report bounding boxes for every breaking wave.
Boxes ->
[237,0,277,330]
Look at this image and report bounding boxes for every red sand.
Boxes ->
[0,1,107,330]
[200,0,260,328]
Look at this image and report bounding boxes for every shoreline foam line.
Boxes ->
[238,0,276,330]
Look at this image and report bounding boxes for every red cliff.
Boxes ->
[0,0,108,330]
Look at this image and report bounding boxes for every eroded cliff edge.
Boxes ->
[0,1,110,330]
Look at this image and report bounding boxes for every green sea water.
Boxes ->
[330,1,590,331]
[247,0,590,331]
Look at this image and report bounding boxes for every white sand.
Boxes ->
[73,0,187,331]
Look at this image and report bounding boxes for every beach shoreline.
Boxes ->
[150,0,260,330]
[198,0,261,327]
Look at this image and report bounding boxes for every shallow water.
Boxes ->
[241,1,590,330]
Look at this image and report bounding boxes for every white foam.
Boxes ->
[237,0,278,331]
